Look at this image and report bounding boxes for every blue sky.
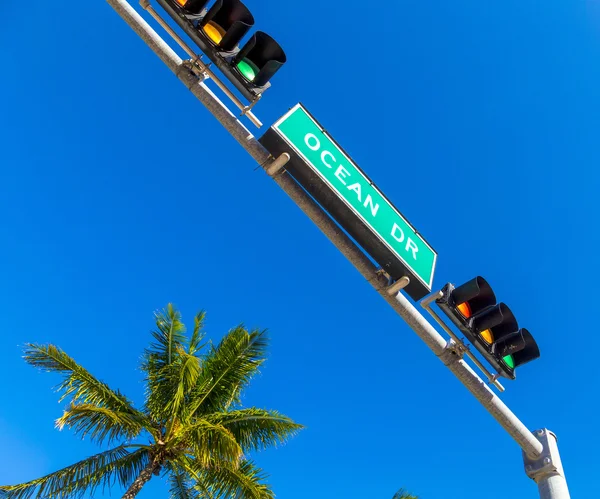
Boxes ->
[1,0,598,497]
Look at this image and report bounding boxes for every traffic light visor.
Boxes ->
[472,303,518,340]
[456,301,495,346]
[234,31,286,86]
[176,0,209,14]
[200,0,254,52]
[512,328,540,368]
[451,276,496,316]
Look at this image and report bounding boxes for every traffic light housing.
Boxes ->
[436,277,540,379]
[156,0,286,101]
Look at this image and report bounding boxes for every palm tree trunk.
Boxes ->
[121,459,161,499]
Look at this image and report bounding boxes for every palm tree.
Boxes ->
[0,304,302,499]
[393,489,418,499]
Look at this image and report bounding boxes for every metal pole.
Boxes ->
[524,429,571,499]
[105,0,567,494]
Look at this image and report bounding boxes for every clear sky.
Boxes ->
[1,0,598,498]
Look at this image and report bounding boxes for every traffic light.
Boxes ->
[436,276,540,379]
[156,0,286,101]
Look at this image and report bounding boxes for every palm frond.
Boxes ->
[206,408,303,452]
[392,489,418,499]
[186,458,274,499]
[23,344,143,418]
[188,311,207,356]
[169,419,243,467]
[0,445,149,499]
[141,353,170,422]
[144,304,187,368]
[55,404,149,445]
[170,350,201,416]
[188,327,269,416]
[144,346,201,425]
[142,304,188,421]
[169,456,213,499]
[167,463,198,499]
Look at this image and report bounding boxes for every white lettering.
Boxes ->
[304,133,320,151]
[335,165,350,185]
[405,238,419,260]
[321,150,336,169]
[363,194,380,217]
[347,182,362,202]
[391,223,405,243]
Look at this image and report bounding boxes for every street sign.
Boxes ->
[260,103,437,300]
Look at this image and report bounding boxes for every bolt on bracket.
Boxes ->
[265,153,290,177]
[523,429,566,482]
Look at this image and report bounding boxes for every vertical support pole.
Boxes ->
[523,429,570,499]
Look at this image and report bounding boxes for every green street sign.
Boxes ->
[259,103,437,300]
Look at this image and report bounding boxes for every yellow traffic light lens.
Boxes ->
[203,21,226,45]
[237,58,259,81]
[176,0,187,6]
[503,355,515,369]
[457,302,471,318]
[480,329,494,344]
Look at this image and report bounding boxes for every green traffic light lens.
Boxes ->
[503,355,515,369]
[237,58,259,82]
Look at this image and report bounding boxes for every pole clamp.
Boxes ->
[437,339,465,366]
[523,429,565,482]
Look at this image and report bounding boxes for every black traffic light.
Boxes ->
[156,0,286,101]
[436,276,540,379]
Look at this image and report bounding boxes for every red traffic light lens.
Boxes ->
[456,302,471,318]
